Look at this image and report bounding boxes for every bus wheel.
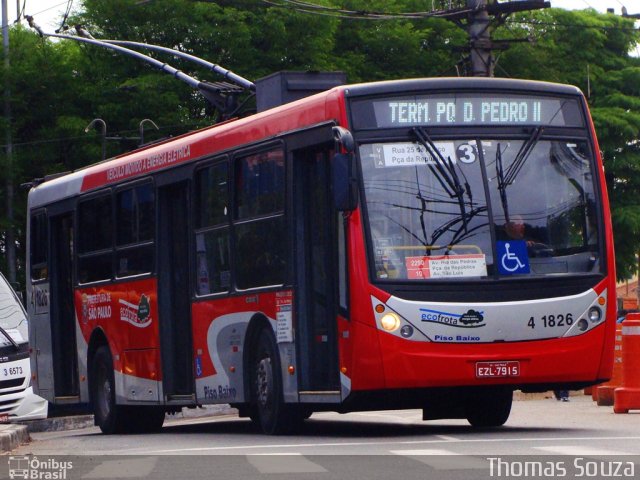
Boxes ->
[252,328,302,435]
[466,388,512,428]
[91,346,127,434]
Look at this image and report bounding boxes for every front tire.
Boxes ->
[252,328,303,434]
[91,346,127,434]
[91,346,165,434]
[466,388,513,428]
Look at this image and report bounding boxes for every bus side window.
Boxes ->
[115,183,155,277]
[234,149,286,290]
[31,212,48,281]
[77,194,113,284]
[194,162,230,295]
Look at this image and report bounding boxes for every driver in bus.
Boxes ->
[501,214,552,257]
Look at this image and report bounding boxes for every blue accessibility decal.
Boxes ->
[195,356,203,377]
[497,240,530,275]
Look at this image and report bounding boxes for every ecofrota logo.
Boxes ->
[119,294,152,328]
[8,456,73,480]
[420,308,485,328]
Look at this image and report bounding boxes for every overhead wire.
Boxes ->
[260,0,473,20]
[1,121,212,149]
[56,0,74,33]
[505,18,640,32]
[14,0,26,23]
[258,0,640,33]
[28,0,70,19]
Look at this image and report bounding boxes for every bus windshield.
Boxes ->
[0,276,27,345]
[359,137,600,281]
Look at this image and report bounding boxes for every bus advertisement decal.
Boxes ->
[119,295,152,328]
[81,292,113,323]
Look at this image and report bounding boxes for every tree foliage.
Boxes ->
[2,1,640,282]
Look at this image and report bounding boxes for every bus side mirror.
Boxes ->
[333,152,358,212]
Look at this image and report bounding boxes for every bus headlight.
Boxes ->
[588,307,602,323]
[380,313,401,332]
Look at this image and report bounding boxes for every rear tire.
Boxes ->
[251,328,303,434]
[466,388,513,428]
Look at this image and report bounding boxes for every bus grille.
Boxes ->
[0,397,21,412]
[0,378,25,390]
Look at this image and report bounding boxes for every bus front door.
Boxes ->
[294,144,341,396]
[157,182,195,402]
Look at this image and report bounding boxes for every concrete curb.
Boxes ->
[14,404,237,436]
[24,415,95,433]
[169,404,237,420]
[0,424,30,453]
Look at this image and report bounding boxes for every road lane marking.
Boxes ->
[534,446,636,456]
[82,457,157,478]
[246,454,327,474]
[136,435,640,455]
[391,449,488,470]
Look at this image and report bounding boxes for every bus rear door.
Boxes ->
[157,181,195,402]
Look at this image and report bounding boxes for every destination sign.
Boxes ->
[351,94,583,129]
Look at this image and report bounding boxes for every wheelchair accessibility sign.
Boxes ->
[497,240,530,275]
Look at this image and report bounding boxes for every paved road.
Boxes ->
[4,395,640,479]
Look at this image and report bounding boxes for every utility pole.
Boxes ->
[467,0,493,77]
[2,0,16,283]
[447,1,550,77]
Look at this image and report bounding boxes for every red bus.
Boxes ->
[26,77,615,434]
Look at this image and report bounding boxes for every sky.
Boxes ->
[2,0,627,32]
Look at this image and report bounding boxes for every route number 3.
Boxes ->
[456,143,477,164]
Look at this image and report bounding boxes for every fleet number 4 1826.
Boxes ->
[528,313,573,329]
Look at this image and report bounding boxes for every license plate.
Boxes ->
[476,361,520,378]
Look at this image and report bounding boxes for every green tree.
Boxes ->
[1,26,96,285]
[498,8,640,280]
[4,2,640,284]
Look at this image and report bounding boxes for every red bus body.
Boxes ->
[27,77,615,433]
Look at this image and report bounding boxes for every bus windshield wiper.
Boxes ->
[495,143,510,220]
[413,127,469,232]
[0,325,19,350]
[496,126,544,220]
[502,126,544,187]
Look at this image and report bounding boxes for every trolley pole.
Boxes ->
[2,0,16,283]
